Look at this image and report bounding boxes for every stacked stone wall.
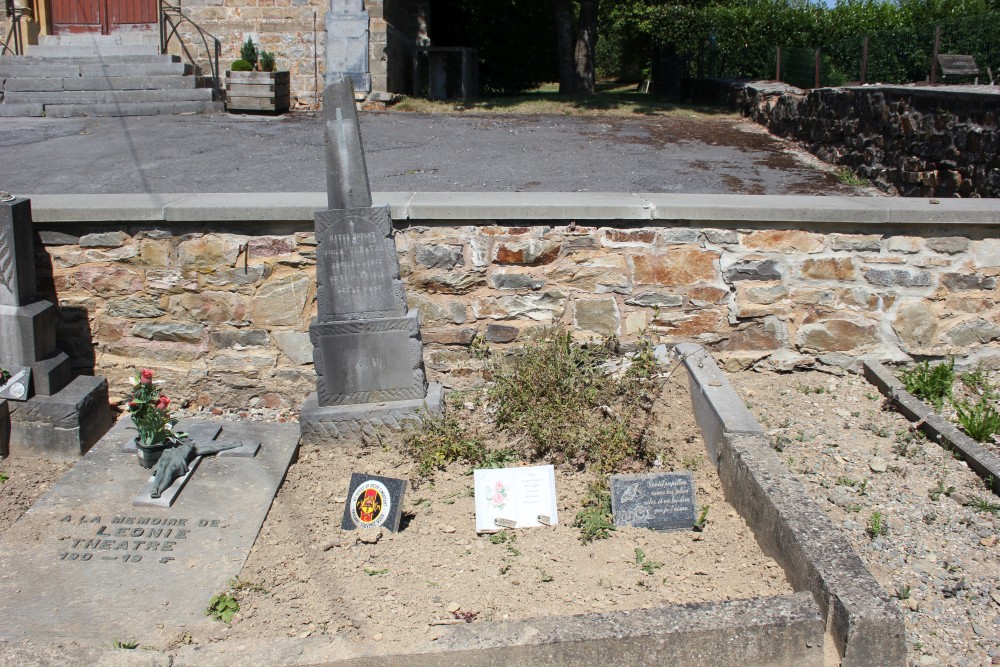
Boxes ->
[34,219,1000,410]
[734,83,1000,198]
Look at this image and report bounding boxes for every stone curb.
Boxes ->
[170,593,824,667]
[680,345,907,667]
[863,360,1000,495]
[22,192,1000,225]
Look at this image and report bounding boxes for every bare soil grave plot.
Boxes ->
[729,369,1000,667]
[190,369,791,652]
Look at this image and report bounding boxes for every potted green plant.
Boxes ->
[226,38,290,114]
[128,369,185,469]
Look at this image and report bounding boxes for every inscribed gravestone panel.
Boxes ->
[314,206,404,321]
[610,472,697,532]
[0,419,298,643]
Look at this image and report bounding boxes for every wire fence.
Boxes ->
[772,14,1000,89]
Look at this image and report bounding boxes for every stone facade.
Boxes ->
[734,83,1000,198]
[31,217,1000,409]
[171,0,426,107]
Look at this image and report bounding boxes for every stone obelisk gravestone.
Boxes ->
[299,79,442,442]
[325,0,371,94]
[0,198,112,457]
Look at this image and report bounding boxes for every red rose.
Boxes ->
[140,369,154,385]
[128,401,139,410]
[156,395,170,410]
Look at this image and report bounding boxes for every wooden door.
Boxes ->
[50,0,156,35]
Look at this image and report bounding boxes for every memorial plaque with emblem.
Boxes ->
[341,472,407,532]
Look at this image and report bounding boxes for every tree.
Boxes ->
[553,0,599,94]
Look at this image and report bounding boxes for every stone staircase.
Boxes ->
[0,34,221,117]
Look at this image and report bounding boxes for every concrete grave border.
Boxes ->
[677,343,907,667]
[864,360,1000,495]
[168,343,900,666]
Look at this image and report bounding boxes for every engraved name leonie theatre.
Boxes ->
[58,514,224,563]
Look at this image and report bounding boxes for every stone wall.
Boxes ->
[32,210,1000,410]
[734,82,1000,198]
[170,0,422,107]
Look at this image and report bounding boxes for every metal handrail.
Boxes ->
[2,1,25,56]
[158,0,222,100]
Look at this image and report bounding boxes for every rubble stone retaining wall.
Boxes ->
[28,196,1000,410]
[734,82,1000,198]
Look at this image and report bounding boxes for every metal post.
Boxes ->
[861,36,868,85]
[775,46,781,83]
[930,25,940,85]
[814,47,820,88]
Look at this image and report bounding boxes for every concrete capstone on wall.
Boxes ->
[30,211,1000,411]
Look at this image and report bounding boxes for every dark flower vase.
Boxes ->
[136,439,170,469]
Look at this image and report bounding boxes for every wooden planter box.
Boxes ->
[226,71,290,114]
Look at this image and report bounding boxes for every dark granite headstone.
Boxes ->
[341,472,407,532]
[0,199,37,308]
[610,472,697,532]
[0,198,111,455]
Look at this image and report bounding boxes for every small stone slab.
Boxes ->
[216,440,261,458]
[133,456,202,508]
[0,418,299,643]
[0,365,31,401]
[610,472,697,532]
[341,472,407,532]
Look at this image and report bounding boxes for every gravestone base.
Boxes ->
[0,301,72,397]
[311,310,429,406]
[299,382,444,443]
[7,375,112,458]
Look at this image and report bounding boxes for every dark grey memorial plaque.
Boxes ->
[341,472,407,532]
[0,418,298,643]
[610,472,697,532]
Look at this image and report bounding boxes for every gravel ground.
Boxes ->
[730,368,1000,667]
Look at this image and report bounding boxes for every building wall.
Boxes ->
[30,209,1000,410]
[169,0,424,108]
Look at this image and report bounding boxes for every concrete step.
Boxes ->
[0,102,44,117]
[26,45,160,57]
[5,88,215,104]
[0,54,179,65]
[5,75,200,92]
[42,100,222,117]
[0,63,190,78]
[38,33,158,46]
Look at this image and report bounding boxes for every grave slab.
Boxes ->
[0,417,299,643]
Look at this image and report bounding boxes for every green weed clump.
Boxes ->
[488,331,657,474]
[205,593,239,623]
[955,396,1000,443]
[574,482,616,544]
[900,358,954,411]
[403,408,516,479]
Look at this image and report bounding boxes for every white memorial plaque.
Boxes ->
[474,464,558,533]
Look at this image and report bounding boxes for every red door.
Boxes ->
[50,0,157,35]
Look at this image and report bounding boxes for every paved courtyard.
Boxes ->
[0,110,871,195]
